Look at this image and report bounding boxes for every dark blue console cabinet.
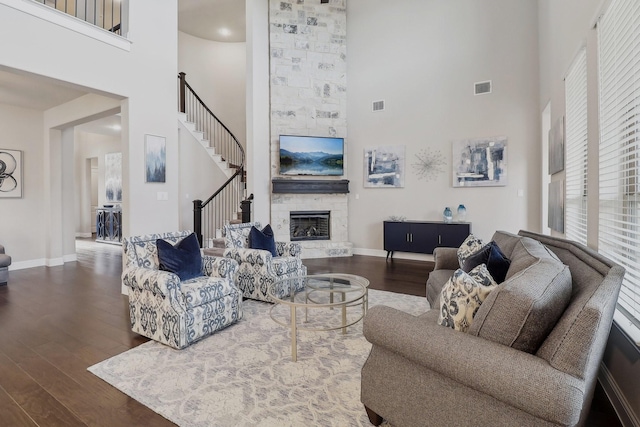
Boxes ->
[383,221,471,259]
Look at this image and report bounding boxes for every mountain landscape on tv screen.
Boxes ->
[280,149,343,175]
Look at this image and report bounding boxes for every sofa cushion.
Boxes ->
[248,224,278,257]
[438,265,498,332]
[462,241,511,283]
[468,237,572,353]
[457,234,484,268]
[490,230,522,259]
[157,233,203,281]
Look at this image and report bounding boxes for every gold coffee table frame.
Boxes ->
[269,274,370,362]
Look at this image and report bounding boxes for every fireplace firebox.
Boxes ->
[290,211,330,241]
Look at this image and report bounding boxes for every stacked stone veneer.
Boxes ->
[269,0,352,258]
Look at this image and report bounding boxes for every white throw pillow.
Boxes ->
[438,265,498,332]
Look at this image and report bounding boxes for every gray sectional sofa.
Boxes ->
[361,230,625,427]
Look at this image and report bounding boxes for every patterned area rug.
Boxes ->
[88,289,429,427]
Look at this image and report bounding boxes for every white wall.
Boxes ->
[177,122,230,231]
[0,103,45,268]
[245,0,271,223]
[0,0,179,267]
[347,0,540,253]
[74,131,121,236]
[178,31,247,146]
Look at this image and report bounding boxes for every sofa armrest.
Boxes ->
[276,241,302,258]
[363,305,585,426]
[121,266,181,298]
[433,247,459,270]
[202,255,239,281]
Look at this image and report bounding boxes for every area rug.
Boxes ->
[88,289,429,427]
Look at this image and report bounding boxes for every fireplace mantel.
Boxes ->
[272,179,349,194]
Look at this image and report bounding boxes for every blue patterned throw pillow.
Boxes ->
[438,265,498,332]
[157,232,202,281]
[248,224,278,257]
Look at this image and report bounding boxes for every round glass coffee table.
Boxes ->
[269,274,370,362]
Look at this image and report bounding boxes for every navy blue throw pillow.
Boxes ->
[248,224,278,257]
[157,233,202,281]
[462,240,511,283]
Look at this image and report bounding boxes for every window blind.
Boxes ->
[565,48,588,245]
[598,0,640,332]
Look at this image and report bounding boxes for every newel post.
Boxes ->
[193,199,203,246]
[241,193,254,223]
[179,72,186,113]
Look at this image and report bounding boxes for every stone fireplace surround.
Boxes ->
[271,181,353,259]
[268,0,350,259]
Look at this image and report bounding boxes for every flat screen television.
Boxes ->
[279,135,344,176]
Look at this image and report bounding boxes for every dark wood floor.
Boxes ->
[0,243,621,426]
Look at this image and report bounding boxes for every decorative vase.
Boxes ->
[443,207,453,224]
[457,204,467,222]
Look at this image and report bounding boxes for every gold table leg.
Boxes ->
[341,291,347,334]
[291,305,297,362]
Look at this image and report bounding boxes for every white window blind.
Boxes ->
[598,0,640,332]
[565,48,588,245]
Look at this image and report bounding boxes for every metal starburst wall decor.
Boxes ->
[412,148,446,181]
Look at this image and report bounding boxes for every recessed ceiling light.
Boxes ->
[218,28,231,37]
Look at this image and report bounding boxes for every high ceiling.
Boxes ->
[178,0,246,43]
[0,1,244,133]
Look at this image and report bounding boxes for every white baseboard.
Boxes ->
[63,254,77,263]
[10,256,75,270]
[9,259,47,270]
[76,232,92,238]
[599,363,640,427]
[45,257,64,267]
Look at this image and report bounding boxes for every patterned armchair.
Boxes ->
[122,231,242,349]
[223,222,307,302]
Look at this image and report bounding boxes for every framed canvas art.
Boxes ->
[0,149,23,198]
[145,134,166,183]
[105,152,122,202]
[549,116,565,175]
[364,146,405,188]
[548,180,565,233]
[452,136,507,187]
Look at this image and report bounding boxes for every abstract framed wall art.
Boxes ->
[145,134,166,183]
[105,152,122,202]
[0,149,23,198]
[364,146,405,188]
[548,180,565,232]
[452,136,507,187]
[549,116,565,175]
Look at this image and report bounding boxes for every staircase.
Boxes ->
[178,72,249,247]
[178,112,233,178]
